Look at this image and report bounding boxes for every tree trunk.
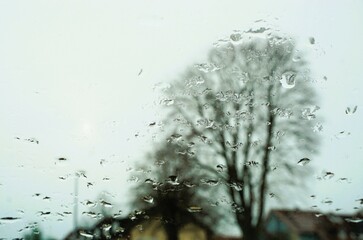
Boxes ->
[164,222,178,240]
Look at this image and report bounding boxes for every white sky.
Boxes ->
[0,0,362,238]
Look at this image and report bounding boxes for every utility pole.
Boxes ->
[73,172,80,230]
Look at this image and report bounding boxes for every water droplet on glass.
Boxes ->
[160,99,174,106]
[301,108,317,120]
[292,56,301,62]
[309,37,315,44]
[201,179,219,186]
[38,211,51,216]
[194,63,220,73]
[231,203,243,213]
[312,123,323,132]
[345,106,358,115]
[345,217,363,223]
[230,33,242,42]
[102,223,112,231]
[321,199,333,205]
[142,195,154,204]
[166,176,179,185]
[145,178,155,184]
[216,164,226,173]
[127,176,139,183]
[100,200,113,208]
[154,159,166,166]
[267,146,276,151]
[323,171,335,180]
[187,206,203,213]
[280,72,296,89]
[79,230,93,238]
[297,158,311,166]
[183,181,196,188]
[0,217,21,223]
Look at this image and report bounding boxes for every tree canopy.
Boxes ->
[135,29,320,240]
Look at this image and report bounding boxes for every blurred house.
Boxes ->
[64,209,212,240]
[264,209,363,240]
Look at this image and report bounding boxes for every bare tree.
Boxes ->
[150,29,320,239]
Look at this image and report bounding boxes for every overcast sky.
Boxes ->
[0,0,363,239]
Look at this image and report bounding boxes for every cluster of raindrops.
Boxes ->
[14,136,39,144]
[345,106,358,115]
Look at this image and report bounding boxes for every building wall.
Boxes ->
[130,219,207,240]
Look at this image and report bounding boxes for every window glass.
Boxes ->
[0,1,362,239]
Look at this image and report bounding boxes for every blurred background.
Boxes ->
[0,1,362,239]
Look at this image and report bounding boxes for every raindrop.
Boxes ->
[301,108,317,120]
[25,137,39,144]
[297,158,311,166]
[267,146,276,151]
[322,199,333,205]
[115,226,125,233]
[194,63,220,73]
[280,72,296,89]
[216,164,226,173]
[345,217,363,223]
[345,106,358,115]
[323,171,335,180]
[312,123,323,132]
[138,69,143,76]
[0,217,21,223]
[187,206,203,213]
[142,195,154,204]
[100,159,108,165]
[201,179,219,186]
[145,178,155,184]
[102,223,112,231]
[127,176,139,183]
[337,178,350,183]
[292,56,301,62]
[166,176,179,185]
[309,37,315,44]
[136,224,143,232]
[79,231,93,238]
[84,200,97,208]
[231,203,243,213]
[100,200,113,208]
[38,211,51,216]
[228,182,243,191]
[154,159,166,166]
[230,33,242,42]
[183,181,196,188]
[82,211,98,218]
[160,99,174,106]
